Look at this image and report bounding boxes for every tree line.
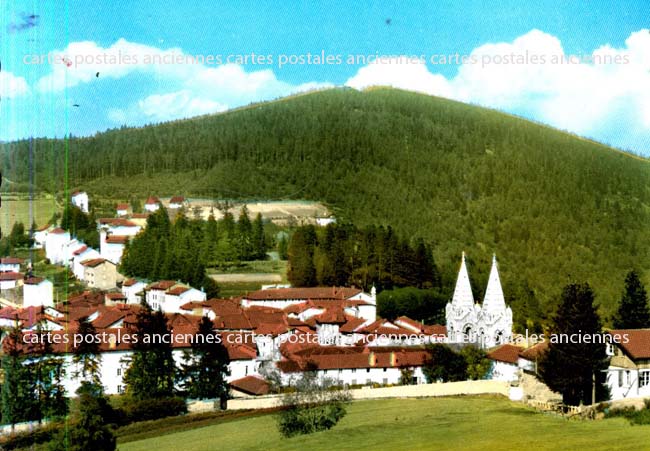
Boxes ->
[120,204,267,295]
[287,223,440,291]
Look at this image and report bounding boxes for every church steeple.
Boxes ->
[451,252,474,308]
[482,254,506,312]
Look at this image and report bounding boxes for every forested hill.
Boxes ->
[3,87,650,318]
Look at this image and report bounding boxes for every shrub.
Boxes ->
[277,371,351,437]
[122,397,188,423]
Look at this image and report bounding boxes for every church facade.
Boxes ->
[445,253,513,349]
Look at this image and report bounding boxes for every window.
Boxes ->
[117,368,121,376]
[367,368,370,373]
[351,379,357,385]
[383,378,388,385]
[117,385,124,394]
[619,371,624,387]
[640,371,650,388]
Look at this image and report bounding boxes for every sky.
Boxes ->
[1,1,649,155]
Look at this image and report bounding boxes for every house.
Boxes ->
[487,344,522,382]
[0,257,23,273]
[316,217,336,227]
[0,272,24,290]
[143,281,206,313]
[33,224,51,249]
[23,277,54,308]
[144,196,160,212]
[230,375,270,397]
[606,329,650,400]
[121,279,147,304]
[71,191,89,213]
[72,245,101,281]
[82,258,117,290]
[168,196,186,209]
[277,346,429,386]
[116,203,131,217]
[45,228,71,264]
[242,286,376,312]
[99,232,130,264]
[97,218,141,236]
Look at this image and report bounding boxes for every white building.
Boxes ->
[45,228,71,265]
[33,225,51,249]
[23,277,54,308]
[72,246,102,281]
[115,203,131,217]
[487,344,521,382]
[606,329,650,400]
[100,231,130,264]
[446,253,513,348]
[0,272,24,290]
[144,196,161,212]
[71,191,89,213]
[0,257,23,273]
[122,279,147,304]
[144,281,206,313]
[168,196,186,209]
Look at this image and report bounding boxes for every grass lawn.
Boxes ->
[0,197,58,233]
[118,397,650,451]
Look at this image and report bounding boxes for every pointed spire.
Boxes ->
[451,252,474,308]
[483,254,506,312]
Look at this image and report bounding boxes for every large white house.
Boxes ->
[45,228,71,265]
[71,191,89,213]
[23,277,54,308]
[446,253,513,348]
[606,329,650,400]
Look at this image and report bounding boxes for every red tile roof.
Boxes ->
[169,196,185,204]
[488,344,523,364]
[1,257,24,264]
[81,258,112,268]
[518,341,548,361]
[146,196,160,205]
[72,245,89,256]
[122,278,142,287]
[131,213,150,219]
[50,228,67,234]
[230,375,270,396]
[246,287,362,301]
[98,218,138,227]
[105,235,130,244]
[0,272,24,281]
[116,203,130,210]
[149,280,176,291]
[166,286,190,296]
[609,329,650,360]
[24,276,46,285]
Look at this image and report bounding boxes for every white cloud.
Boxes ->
[345,29,650,151]
[0,71,30,98]
[33,38,333,126]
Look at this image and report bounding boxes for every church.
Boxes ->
[445,253,513,349]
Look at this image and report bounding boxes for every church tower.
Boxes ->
[477,254,513,348]
[446,253,513,348]
[446,252,479,343]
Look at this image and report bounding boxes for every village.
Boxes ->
[0,191,648,405]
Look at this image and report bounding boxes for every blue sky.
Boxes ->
[1,1,649,154]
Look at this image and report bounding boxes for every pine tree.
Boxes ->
[180,316,230,400]
[252,213,267,260]
[613,270,650,329]
[1,324,38,428]
[49,383,116,451]
[123,305,176,399]
[73,317,102,386]
[287,226,317,287]
[539,283,609,405]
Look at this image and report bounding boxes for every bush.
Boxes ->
[122,397,188,423]
[0,421,63,450]
[277,371,351,437]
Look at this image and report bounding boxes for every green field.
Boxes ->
[0,197,58,233]
[118,397,650,451]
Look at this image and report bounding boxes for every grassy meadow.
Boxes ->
[117,397,650,451]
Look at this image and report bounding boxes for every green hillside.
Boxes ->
[3,87,650,320]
